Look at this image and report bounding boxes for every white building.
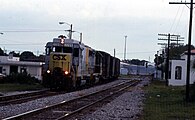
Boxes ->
[168,50,195,86]
[0,55,43,80]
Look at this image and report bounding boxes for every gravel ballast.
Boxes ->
[0,80,126,119]
[79,76,150,120]
[0,76,150,119]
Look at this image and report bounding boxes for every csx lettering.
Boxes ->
[53,55,67,60]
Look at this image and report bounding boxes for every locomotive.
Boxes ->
[42,35,120,90]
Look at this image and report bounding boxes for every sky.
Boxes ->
[0,0,193,62]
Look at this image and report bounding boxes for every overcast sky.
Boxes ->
[0,0,192,62]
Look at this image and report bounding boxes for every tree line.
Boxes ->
[154,44,195,67]
[0,48,45,62]
[121,59,148,66]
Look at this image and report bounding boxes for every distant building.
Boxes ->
[120,62,155,75]
[0,55,43,80]
[168,49,195,86]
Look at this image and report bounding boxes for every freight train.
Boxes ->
[42,35,120,90]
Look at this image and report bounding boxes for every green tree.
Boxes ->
[20,51,36,61]
[9,51,20,57]
[0,48,4,56]
[154,54,164,66]
[169,44,195,59]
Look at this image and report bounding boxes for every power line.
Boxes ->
[169,6,181,32]
[0,43,44,45]
[1,29,68,33]
[173,6,185,33]
[116,51,156,55]
[169,0,195,102]
[158,33,184,86]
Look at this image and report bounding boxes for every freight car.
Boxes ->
[42,35,120,90]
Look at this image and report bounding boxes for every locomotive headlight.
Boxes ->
[60,38,65,44]
[64,71,69,75]
[47,70,51,74]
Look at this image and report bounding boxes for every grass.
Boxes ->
[141,80,195,120]
[0,83,44,92]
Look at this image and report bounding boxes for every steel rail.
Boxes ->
[0,89,58,106]
[0,89,48,102]
[57,80,140,120]
[3,80,137,120]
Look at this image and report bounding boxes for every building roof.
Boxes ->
[181,49,195,56]
[0,56,43,67]
[0,61,43,67]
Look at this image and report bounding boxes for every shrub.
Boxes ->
[1,72,40,85]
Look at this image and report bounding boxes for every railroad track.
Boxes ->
[3,80,140,120]
[0,78,127,106]
[0,89,63,106]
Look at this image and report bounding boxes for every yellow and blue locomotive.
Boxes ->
[42,35,120,90]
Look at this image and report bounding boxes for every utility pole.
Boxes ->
[59,22,73,39]
[114,48,116,58]
[158,34,171,85]
[70,24,73,39]
[80,32,82,43]
[158,34,184,85]
[124,36,127,60]
[169,0,195,102]
[166,34,170,86]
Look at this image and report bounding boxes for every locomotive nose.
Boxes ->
[49,53,72,74]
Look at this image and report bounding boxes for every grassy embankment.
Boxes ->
[142,80,195,120]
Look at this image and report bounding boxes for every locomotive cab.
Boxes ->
[43,36,82,89]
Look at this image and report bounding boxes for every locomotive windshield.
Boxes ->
[52,46,72,53]
[63,47,72,53]
[73,48,79,57]
[46,47,52,55]
[46,46,76,55]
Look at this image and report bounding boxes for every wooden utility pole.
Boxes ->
[158,34,170,85]
[158,34,184,85]
[169,0,195,102]
[114,48,116,58]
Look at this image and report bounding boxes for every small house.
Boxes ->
[168,50,195,86]
[0,55,43,80]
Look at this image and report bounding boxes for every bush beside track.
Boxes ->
[0,72,40,84]
[0,73,44,93]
